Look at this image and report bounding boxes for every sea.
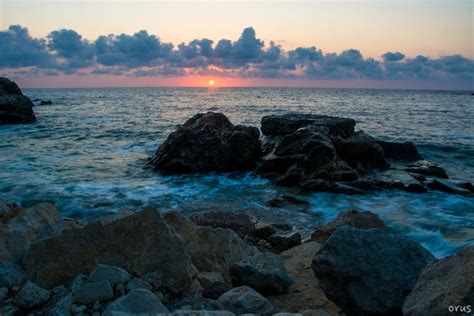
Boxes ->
[1,88,473,257]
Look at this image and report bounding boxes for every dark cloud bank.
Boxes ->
[1,25,473,85]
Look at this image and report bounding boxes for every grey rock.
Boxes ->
[93,300,101,310]
[115,283,126,297]
[403,247,474,316]
[203,281,232,300]
[13,281,50,309]
[0,287,8,305]
[268,231,301,252]
[149,112,262,173]
[24,208,196,293]
[126,277,151,291]
[0,77,36,124]
[89,264,131,286]
[0,262,25,288]
[312,226,435,316]
[230,252,293,295]
[74,281,114,305]
[102,289,169,315]
[217,285,273,315]
[48,293,73,316]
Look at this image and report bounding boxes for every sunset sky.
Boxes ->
[1,0,473,89]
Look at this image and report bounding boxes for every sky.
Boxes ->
[0,0,473,89]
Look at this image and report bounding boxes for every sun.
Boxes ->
[208,79,215,86]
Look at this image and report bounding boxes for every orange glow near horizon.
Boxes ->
[209,79,215,86]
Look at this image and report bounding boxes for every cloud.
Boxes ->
[0,24,472,85]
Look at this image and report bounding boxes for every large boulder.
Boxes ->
[149,112,262,173]
[403,246,474,316]
[103,289,169,315]
[0,77,36,124]
[23,208,197,292]
[312,226,435,316]
[217,285,274,315]
[376,140,422,161]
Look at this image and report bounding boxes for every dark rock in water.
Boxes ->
[230,252,294,295]
[149,112,262,173]
[312,226,435,316]
[403,247,474,316]
[300,179,364,195]
[217,285,274,315]
[103,289,169,315]
[405,161,448,179]
[0,77,36,124]
[268,231,301,252]
[333,131,389,172]
[74,280,114,305]
[267,195,309,208]
[311,209,388,244]
[39,100,53,105]
[203,281,231,300]
[13,281,50,309]
[261,113,356,137]
[23,208,196,292]
[376,140,422,161]
[405,182,428,193]
[254,223,277,240]
[427,179,473,196]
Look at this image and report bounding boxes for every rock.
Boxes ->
[376,140,422,161]
[0,203,66,263]
[0,287,7,305]
[203,281,232,300]
[149,112,262,173]
[197,272,225,290]
[89,264,131,286]
[405,161,448,179]
[268,242,342,314]
[13,281,50,309]
[92,210,134,225]
[230,252,294,295]
[300,179,364,194]
[24,208,196,293]
[142,272,162,290]
[217,286,274,315]
[126,277,151,291]
[189,211,256,240]
[0,199,11,220]
[102,289,169,315]
[0,262,25,288]
[163,211,257,282]
[267,195,309,209]
[312,226,435,316]
[254,223,277,240]
[405,182,428,193]
[0,77,36,124]
[39,100,53,105]
[172,311,234,316]
[403,246,474,316]
[115,283,126,297]
[74,281,114,305]
[311,209,388,243]
[93,300,101,310]
[268,232,301,252]
[333,131,389,172]
[427,179,473,196]
[261,113,356,137]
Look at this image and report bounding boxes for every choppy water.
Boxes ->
[1,88,473,257]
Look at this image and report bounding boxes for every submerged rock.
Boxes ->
[149,112,262,173]
[427,178,473,196]
[403,246,474,316]
[24,208,196,292]
[217,285,274,315]
[103,289,169,315]
[312,226,435,316]
[405,161,448,179]
[0,77,36,124]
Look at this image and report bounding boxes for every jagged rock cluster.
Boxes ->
[0,77,36,124]
[1,199,472,315]
[150,112,473,196]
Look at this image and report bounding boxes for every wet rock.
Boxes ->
[24,208,196,293]
[189,211,256,240]
[403,246,474,316]
[0,262,25,288]
[103,289,169,315]
[254,223,277,240]
[405,182,428,193]
[39,100,53,105]
[13,281,50,309]
[311,209,388,244]
[230,252,294,295]
[74,281,114,305]
[300,179,364,194]
[217,285,274,315]
[197,272,225,290]
[89,264,131,286]
[0,287,7,305]
[149,112,262,173]
[267,195,309,208]
[126,277,151,291]
[0,77,36,124]
[333,131,389,172]
[427,179,473,196]
[268,232,301,252]
[312,226,435,316]
[269,242,342,314]
[376,140,422,161]
[405,161,448,179]
[203,281,232,300]
[261,113,356,137]
[163,211,257,282]
[115,283,126,297]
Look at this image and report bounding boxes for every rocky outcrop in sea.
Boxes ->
[0,77,36,124]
